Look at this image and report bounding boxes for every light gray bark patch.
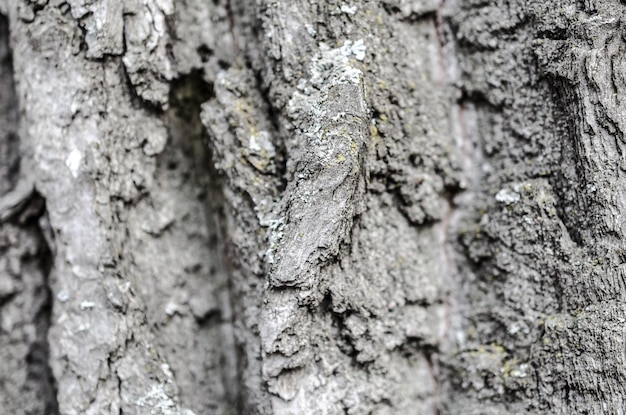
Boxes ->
[168,0,235,79]
[67,0,124,57]
[8,1,239,414]
[66,0,174,106]
[7,4,206,413]
[0,14,59,412]
[121,0,174,107]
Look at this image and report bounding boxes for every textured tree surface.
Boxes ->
[1,0,625,414]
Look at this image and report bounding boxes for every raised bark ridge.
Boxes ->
[0,15,58,413]
[201,1,461,413]
[3,0,237,414]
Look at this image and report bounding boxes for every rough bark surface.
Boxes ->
[1,0,626,414]
[201,1,460,413]
[441,1,626,413]
[2,0,235,414]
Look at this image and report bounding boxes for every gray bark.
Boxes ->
[0,0,625,414]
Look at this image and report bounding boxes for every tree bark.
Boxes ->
[1,0,625,414]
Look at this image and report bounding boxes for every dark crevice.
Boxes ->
[30,201,59,415]
[196,44,214,63]
[192,309,222,327]
[425,350,442,415]
[107,352,124,414]
[0,14,20,194]
[118,58,165,115]
[217,59,231,70]
[248,61,288,193]
[169,69,214,123]
[380,2,403,17]
[67,9,91,56]
[0,194,60,414]
[165,70,241,413]
[320,293,368,369]
[546,76,591,248]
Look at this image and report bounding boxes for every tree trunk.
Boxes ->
[1,0,625,413]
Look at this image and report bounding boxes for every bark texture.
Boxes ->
[442,1,626,413]
[3,0,235,413]
[0,15,57,414]
[1,0,626,414]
